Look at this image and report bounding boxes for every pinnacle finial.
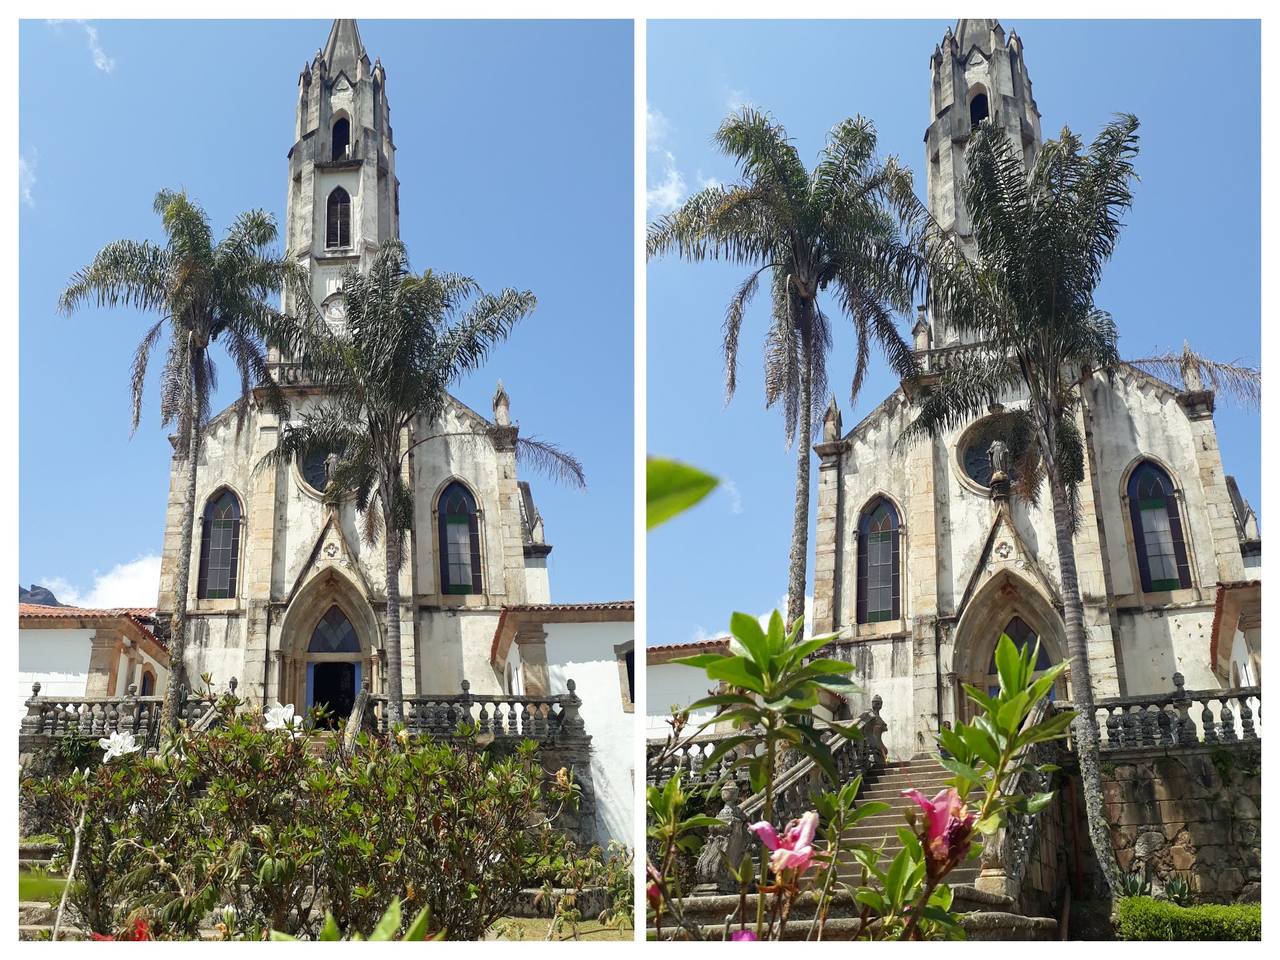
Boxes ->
[493,380,511,426]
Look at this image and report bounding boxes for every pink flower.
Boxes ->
[647,863,663,909]
[901,787,976,878]
[748,810,819,875]
[731,930,758,941]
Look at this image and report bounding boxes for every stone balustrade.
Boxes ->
[18,679,232,750]
[1087,674,1261,752]
[368,678,586,743]
[645,729,761,791]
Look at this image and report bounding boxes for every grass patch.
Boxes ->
[487,917,633,941]
[19,868,66,904]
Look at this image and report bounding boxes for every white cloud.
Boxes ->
[647,151,686,216]
[19,151,35,207]
[695,171,722,191]
[689,593,813,644]
[726,88,754,113]
[44,554,161,609]
[722,478,744,515]
[46,20,115,74]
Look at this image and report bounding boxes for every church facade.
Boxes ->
[810,19,1262,761]
[154,21,557,716]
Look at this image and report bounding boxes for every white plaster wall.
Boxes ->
[1085,372,1216,595]
[18,628,91,726]
[417,608,504,695]
[646,660,721,740]
[410,403,509,599]
[186,615,250,691]
[1115,608,1217,694]
[544,620,634,848]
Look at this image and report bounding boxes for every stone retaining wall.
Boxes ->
[1097,742,1261,902]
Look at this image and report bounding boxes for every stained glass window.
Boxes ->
[308,605,360,653]
[438,482,482,595]
[986,616,1054,697]
[326,187,350,249]
[1127,461,1191,592]
[857,498,900,624]
[197,489,241,600]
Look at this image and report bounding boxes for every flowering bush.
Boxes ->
[23,696,577,941]
[647,611,1075,940]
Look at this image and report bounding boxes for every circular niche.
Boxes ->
[955,412,1038,494]
[297,445,343,496]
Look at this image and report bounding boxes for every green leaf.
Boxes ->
[402,904,435,941]
[1025,791,1055,814]
[993,633,1021,696]
[647,458,717,529]
[704,656,766,694]
[318,912,341,941]
[369,899,402,940]
[938,755,984,785]
[729,612,771,670]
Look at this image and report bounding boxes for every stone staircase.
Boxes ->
[835,756,979,887]
[646,755,1059,940]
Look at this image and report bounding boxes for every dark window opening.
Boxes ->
[301,445,341,492]
[309,605,360,653]
[331,118,350,161]
[856,498,901,624]
[1128,461,1192,592]
[438,482,483,595]
[140,671,156,696]
[625,648,635,703]
[197,489,241,600]
[326,187,351,249]
[969,92,990,128]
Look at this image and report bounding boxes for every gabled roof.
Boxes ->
[19,604,168,660]
[489,601,635,665]
[647,636,730,665]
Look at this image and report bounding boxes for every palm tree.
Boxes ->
[266,241,584,727]
[897,115,1259,896]
[59,189,294,734]
[648,109,920,629]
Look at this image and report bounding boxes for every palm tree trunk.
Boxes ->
[786,334,812,631]
[160,416,201,734]
[381,487,405,729]
[1047,469,1122,897]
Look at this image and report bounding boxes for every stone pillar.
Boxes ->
[491,421,528,605]
[395,424,418,695]
[85,627,122,698]
[1178,390,1247,586]
[243,412,280,707]
[516,626,550,696]
[1071,404,1121,699]
[812,438,848,635]
[906,432,942,755]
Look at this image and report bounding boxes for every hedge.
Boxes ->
[1115,897,1261,941]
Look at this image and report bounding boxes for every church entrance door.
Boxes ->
[309,661,358,728]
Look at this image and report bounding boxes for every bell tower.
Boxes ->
[924,19,1042,344]
[282,19,399,334]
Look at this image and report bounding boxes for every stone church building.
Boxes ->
[154,21,561,718]
[811,19,1262,760]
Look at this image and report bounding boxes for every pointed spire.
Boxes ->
[955,18,1003,56]
[493,380,511,426]
[323,19,369,78]
[822,394,842,444]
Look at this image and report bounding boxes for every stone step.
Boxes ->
[648,909,1056,941]
[653,883,1014,926]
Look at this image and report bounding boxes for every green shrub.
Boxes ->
[22,705,577,941]
[1116,897,1261,941]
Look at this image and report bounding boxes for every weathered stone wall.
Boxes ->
[1018,780,1072,918]
[1098,743,1261,902]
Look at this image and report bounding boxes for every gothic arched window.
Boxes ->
[985,616,1055,697]
[140,668,156,696]
[969,91,990,127]
[438,482,482,595]
[856,497,900,624]
[1128,461,1191,592]
[326,187,351,249]
[309,605,360,653]
[197,489,241,599]
[331,117,350,161]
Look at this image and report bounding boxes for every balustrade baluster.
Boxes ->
[1239,695,1256,740]
[1201,699,1218,743]
[1156,704,1173,746]
[1219,699,1238,742]
[1104,707,1120,749]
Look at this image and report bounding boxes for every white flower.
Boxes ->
[98,730,141,762]
[264,703,302,737]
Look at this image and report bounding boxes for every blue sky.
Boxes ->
[647,19,1261,646]
[19,19,633,607]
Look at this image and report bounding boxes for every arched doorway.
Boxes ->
[953,571,1069,722]
[306,605,362,727]
[276,569,381,723]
